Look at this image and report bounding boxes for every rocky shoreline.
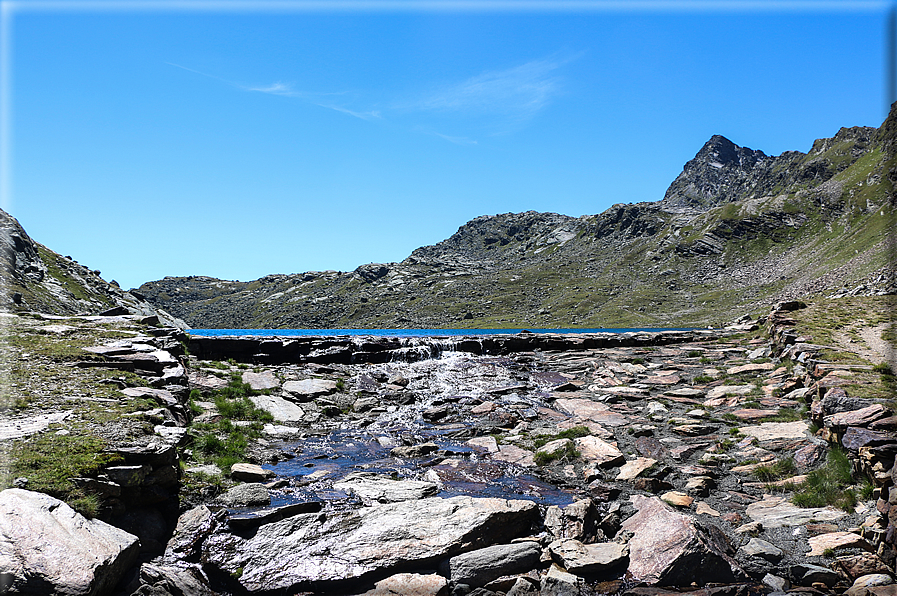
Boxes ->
[1,302,895,596]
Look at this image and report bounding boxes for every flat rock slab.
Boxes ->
[0,488,140,596]
[250,394,305,422]
[744,496,847,528]
[0,411,70,440]
[231,463,275,482]
[617,458,657,481]
[621,495,745,586]
[706,385,755,400]
[283,379,338,400]
[825,404,890,429]
[575,436,625,468]
[202,496,538,592]
[242,370,280,390]
[491,444,536,467]
[807,532,874,557]
[333,473,438,503]
[727,363,774,375]
[555,398,628,427]
[739,421,808,442]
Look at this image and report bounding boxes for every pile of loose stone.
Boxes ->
[1,303,895,596]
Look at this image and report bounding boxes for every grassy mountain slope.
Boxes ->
[138,104,897,329]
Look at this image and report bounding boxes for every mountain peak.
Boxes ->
[661,134,770,211]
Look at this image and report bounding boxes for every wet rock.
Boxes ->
[201,496,539,592]
[230,462,275,482]
[333,472,438,503]
[621,495,746,586]
[360,572,449,596]
[0,488,140,596]
[227,502,324,530]
[391,442,439,458]
[547,539,629,575]
[440,542,541,588]
[220,483,270,508]
[492,444,536,467]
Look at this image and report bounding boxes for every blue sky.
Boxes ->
[2,1,892,290]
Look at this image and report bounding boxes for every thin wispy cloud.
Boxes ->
[433,132,478,145]
[247,82,304,97]
[319,104,383,120]
[168,62,375,119]
[413,55,575,122]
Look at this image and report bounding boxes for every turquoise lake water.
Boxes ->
[188,327,692,337]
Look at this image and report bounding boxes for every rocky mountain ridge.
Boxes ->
[0,209,186,328]
[137,105,897,330]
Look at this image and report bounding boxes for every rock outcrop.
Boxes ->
[0,488,140,595]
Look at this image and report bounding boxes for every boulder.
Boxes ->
[547,539,628,575]
[621,495,745,585]
[440,542,541,587]
[230,462,275,482]
[201,496,538,592]
[219,483,271,508]
[163,505,217,564]
[544,499,601,542]
[540,564,587,596]
[0,488,140,596]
